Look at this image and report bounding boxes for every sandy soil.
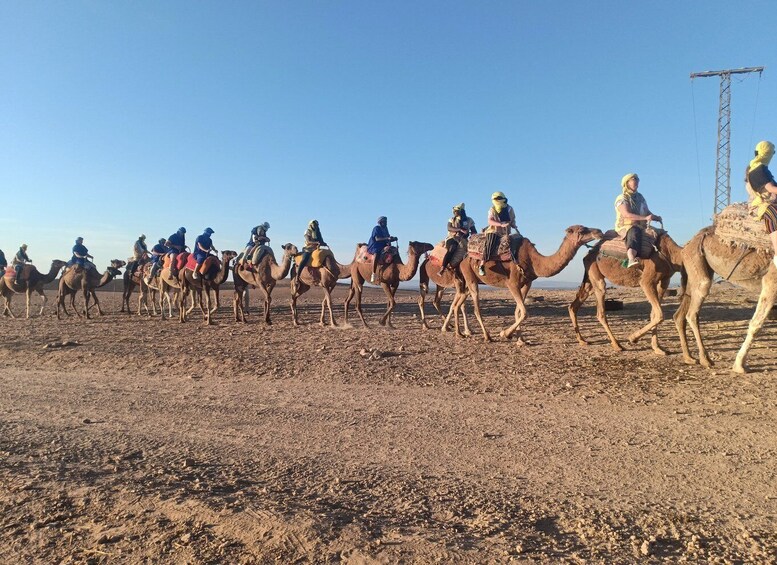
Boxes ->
[0,282,775,563]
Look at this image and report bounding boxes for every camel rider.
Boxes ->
[615,173,662,268]
[128,234,148,276]
[438,203,476,276]
[294,220,328,283]
[69,237,93,270]
[145,238,168,283]
[478,192,518,276]
[165,227,187,276]
[367,216,397,283]
[746,140,777,269]
[193,228,217,279]
[0,249,6,271]
[12,244,31,282]
[239,223,271,266]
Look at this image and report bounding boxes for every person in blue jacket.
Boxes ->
[192,228,217,279]
[367,216,397,283]
[145,238,168,283]
[164,227,187,276]
[69,238,93,269]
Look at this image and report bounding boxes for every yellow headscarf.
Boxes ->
[621,173,639,194]
[491,191,507,212]
[750,141,775,171]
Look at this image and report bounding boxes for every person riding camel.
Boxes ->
[69,237,93,270]
[294,220,327,283]
[12,244,32,283]
[144,238,168,284]
[192,228,217,280]
[239,222,271,266]
[164,227,187,277]
[367,216,397,283]
[438,203,476,276]
[478,192,518,276]
[615,173,662,268]
[745,140,777,269]
[0,249,6,271]
[128,234,148,277]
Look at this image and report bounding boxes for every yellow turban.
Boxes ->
[491,191,507,212]
[621,173,639,194]
[750,140,775,171]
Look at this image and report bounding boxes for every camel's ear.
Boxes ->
[566,227,573,235]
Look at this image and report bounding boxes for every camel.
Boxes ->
[289,250,352,327]
[233,244,298,324]
[120,260,150,314]
[568,232,685,354]
[0,260,68,318]
[178,250,237,324]
[674,226,776,373]
[453,226,603,343]
[417,257,472,336]
[344,241,434,328]
[56,260,126,319]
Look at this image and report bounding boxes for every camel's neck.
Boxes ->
[659,235,684,269]
[97,271,116,288]
[214,258,231,284]
[41,263,63,284]
[335,261,352,280]
[528,237,582,278]
[271,253,293,280]
[399,249,422,282]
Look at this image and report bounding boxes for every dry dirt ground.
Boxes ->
[0,282,775,563]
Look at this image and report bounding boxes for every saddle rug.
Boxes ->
[163,252,190,271]
[597,228,659,262]
[3,265,35,282]
[294,248,334,269]
[713,202,773,253]
[466,234,523,262]
[355,245,398,265]
[184,254,220,277]
[427,240,468,268]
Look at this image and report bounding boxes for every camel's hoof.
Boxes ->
[652,348,668,356]
[611,343,624,352]
[462,331,472,337]
[515,338,528,347]
[627,335,639,344]
[732,364,748,374]
[700,358,713,369]
[576,340,589,347]
[682,356,699,366]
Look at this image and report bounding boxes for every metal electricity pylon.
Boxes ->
[690,66,764,215]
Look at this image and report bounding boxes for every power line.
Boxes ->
[690,66,764,216]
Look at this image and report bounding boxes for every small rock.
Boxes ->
[399,345,405,352]
[640,540,652,556]
[180,533,192,543]
[83,418,92,424]
[183,458,196,468]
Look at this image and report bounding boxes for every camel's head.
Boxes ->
[107,267,122,277]
[52,259,68,270]
[221,250,238,263]
[409,241,434,255]
[565,226,604,247]
[281,243,299,256]
[110,259,127,269]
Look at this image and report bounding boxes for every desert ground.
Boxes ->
[0,281,775,563]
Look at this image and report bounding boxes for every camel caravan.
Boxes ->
[2,142,777,374]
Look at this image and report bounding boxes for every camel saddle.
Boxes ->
[164,252,190,272]
[184,254,220,278]
[427,240,468,268]
[355,244,398,266]
[466,233,523,262]
[294,248,334,269]
[713,202,773,253]
[3,265,35,283]
[597,228,661,262]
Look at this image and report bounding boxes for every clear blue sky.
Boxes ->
[1,1,775,283]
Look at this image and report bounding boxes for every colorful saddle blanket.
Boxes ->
[294,248,334,269]
[466,234,523,262]
[597,229,659,262]
[184,254,220,276]
[3,265,35,282]
[355,245,398,265]
[427,240,468,268]
[163,252,190,271]
[713,202,772,252]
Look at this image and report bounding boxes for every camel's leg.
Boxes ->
[418,279,430,330]
[648,279,670,355]
[263,287,272,325]
[732,285,775,374]
[459,293,472,337]
[34,288,47,317]
[568,277,593,346]
[290,290,299,326]
[198,290,208,322]
[379,283,396,327]
[443,290,463,335]
[500,279,529,344]
[344,283,356,325]
[25,288,32,319]
[2,293,14,318]
[628,278,665,348]
[324,286,337,327]
[234,288,244,322]
[211,288,220,314]
[468,283,491,342]
[91,291,104,316]
[204,288,213,325]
